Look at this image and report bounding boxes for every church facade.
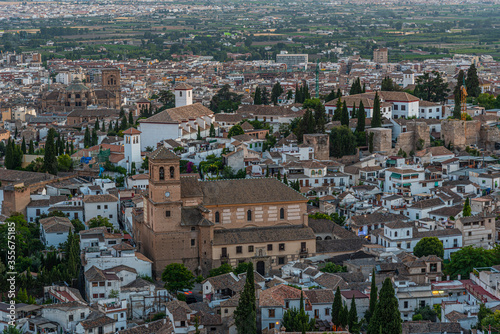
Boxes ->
[133,146,316,277]
[41,68,121,111]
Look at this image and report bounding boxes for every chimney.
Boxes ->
[458,274,461,280]
[447,275,450,281]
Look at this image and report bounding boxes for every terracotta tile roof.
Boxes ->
[84,266,119,282]
[149,146,180,160]
[402,321,462,334]
[83,194,118,203]
[139,103,212,124]
[303,289,334,304]
[39,216,74,233]
[312,273,348,290]
[123,127,141,135]
[79,311,116,330]
[340,290,369,299]
[213,225,315,245]
[165,300,192,322]
[350,212,407,227]
[259,284,303,307]
[117,319,173,334]
[134,252,153,263]
[174,82,193,90]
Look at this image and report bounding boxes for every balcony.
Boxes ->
[300,248,308,254]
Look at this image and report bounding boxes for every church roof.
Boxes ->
[174,82,193,90]
[123,127,141,135]
[65,79,89,92]
[138,103,212,124]
[213,225,315,245]
[149,146,179,160]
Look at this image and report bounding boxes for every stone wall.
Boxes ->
[441,120,481,150]
[394,121,430,155]
[480,125,500,151]
[303,133,330,160]
[394,132,414,155]
[366,128,392,154]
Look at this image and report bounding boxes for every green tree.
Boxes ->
[466,63,480,98]
[413,237,444,258]
[233,262,250,275]
[121,115,128,130]
[282,292,315,332]
[71,219,85,233]
[196,127,202,140]
[381,76,401,91]
[3,326,22,334]
[340,303,349,328]
[356,101,366,133]
[371,92,382,128]
[413,305,437,322]
[57,154,73,172]
[329,126,357,158]
[88,216,113,229]
[326,89,337,102]
[208,263,233,277]
[303,98,326,133]
[84,127,91,147]
[348,296,360,334]
[228,124,245,138]
[234,262,256,334]
[481,310,500,330]
[365,268,377,324]
[332,286,343,327]
[321,263,347,273]
[340,101,349,126]
[209,123,216,137]
[368,278,401,334]
[332,96,342,121]
[91,127,98,146]
[158,90,175,108]
[271,82,284,105]
[21,137,26,154]
[141,156,149,170]
[28,140,34,154]
[261,86,270,105]
[445,246,496,279]
[454,70,466,119]
[161,263,194,294]
[254,86,262,105]
[44,128,58,175]
[210,84,243,112]
[350,77,362,95]
[414,71,450,102]
[478,303,494,330]
[463,197,472,217]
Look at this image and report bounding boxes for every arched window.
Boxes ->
[75,94,80,99]
[170,166,175,179]
[311,170,315,176]
[179,91,183,97]
[280,208,285,220]
[318,170,322,175]
[159,167,165,180]
[215,211,220,223]
[247,210,252,221]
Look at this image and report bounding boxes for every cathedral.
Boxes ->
[41,68,121,111]
[133,146,317,277]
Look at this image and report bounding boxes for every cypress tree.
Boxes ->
[119,107,125,118]
[14,127,18,138]
[294,83,300,103]
[356,101,366,132]
[95,119,100,131]
[332,286,343,327]
[44,128,58,175]
[463,197,472,217]
[362,83,366,93]
[129,111,134,125]
[261,87,269,105]
[283,173,288,185]
[5,138,13,169]
[59,135,65,155]
[340,303,349,328]
[21,137,26,154]
[371,91,382,128]
[341,101,349,126]
[84,127,91,147]
[209,123,216,137]
[368,278,401,334]
[92,127,98,146]
[326,89,337,102]
[337,88,342,98]
[121,115,128,130]
[234,262,256,334]
[366,268,377,323]
[65,141,70,155]
[254,86,262,105]
[466,63,480,98]
[114,119,119,132]
[348,296,359,334]
[271,82,284,105]
[333,96,342,121]
[28,139,34,154]
[70,142,74,154]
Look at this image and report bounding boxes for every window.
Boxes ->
[267,244,273,251]
[406,230,410,236]
[236,246,242,254]
[279,243,285,251]
[488,234,492,240]
[401,105,406,111]
[166,211,171,217]
[191,239,195,246]
[394,231,398,237]
[109,214,113,219]
[247,210,252,221]
[280,208,285,220]
[416,213,419,219]
[404,301,408,309]
[224,309,228,314]
[278,257,285,265]
[97,205,101,210]
[92,282,98,287]
[107,282,111,286]
[215,211,220,223]
[314,309,319,318]
[99,282,105,287]
[248,245,254,252]
[93,293,98,298]
[406,242,410,248]
[430,263,437,272]
[104,205,108,209]
[420,301,425,308]
[268,309,275,318]
[325,308,330,315]
[179,91,182,97]
[81,312,85,319]
[394,105,399,110]
[180,321,186,327]
[170,166,175,179]
[159,167,165,180]
[69,315,74,321]
[421,268,426,273]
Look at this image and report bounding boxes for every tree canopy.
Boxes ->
[413,237,444,258]
[234,262,257,334]
[227,124,244,138]
[329,125,357,158]
[367,278,401,334]
[210,84,242,113]
[414,70,450,102]
[161,263,194,293]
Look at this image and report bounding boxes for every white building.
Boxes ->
[384,167,443,196]
[41,302,91,333]
[174,83,193,107]
[419,101,443,119]
[84,266,121,303]
[123,127,142,173]
[39,216,74,248]
[402,70,415,88]
[83,194,119,228]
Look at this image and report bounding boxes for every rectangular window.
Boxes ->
[166,211,171,217]
[236,246,242,254]
[191,239,195,246]
[92,282,98,287]
[109,214,113,219]
[488,234,492,240]
[93,294,98,298]
[81,312,85,319]
[107,282,111,287]
[404,301,408,308]
[248,245,254,252]
[325,308,330,315]
[268,309,275,318]
[69,315,73,321]
[99,293,104,298]
[97,205,101,209]
[401,105,406,111]
[267,244,273,251]
[278,257,285,265]
[279,243,285,251]
[99,282,105,287]
[104,205,108,209]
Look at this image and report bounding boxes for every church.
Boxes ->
[132,146,317,277]
[41,68,121,111]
